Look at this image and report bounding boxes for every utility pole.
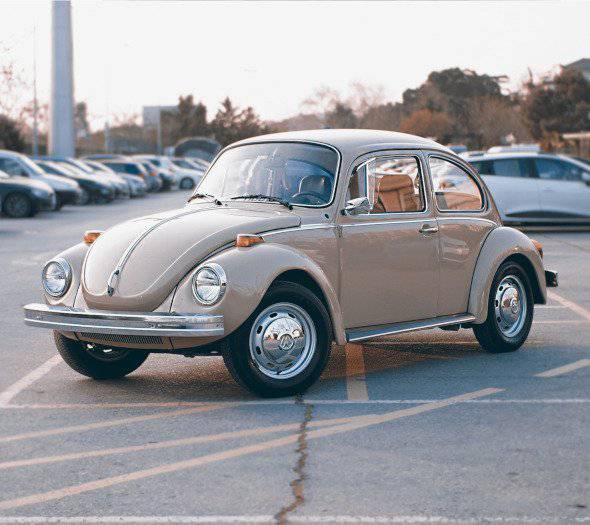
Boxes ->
[156,108,162,154]
[49,0,75,156]
[32,25,39,157]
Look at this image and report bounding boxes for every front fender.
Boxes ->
[171,243,346,346]
[468,227,546,323]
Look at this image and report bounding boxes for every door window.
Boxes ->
[491,159,533,178]
[429,157,484,211]
[347,156,425,214]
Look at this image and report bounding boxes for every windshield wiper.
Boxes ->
[188,193,222,205]
[231,194,293,210]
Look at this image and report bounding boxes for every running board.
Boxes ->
[346,314,476,343]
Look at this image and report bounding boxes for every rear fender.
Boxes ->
[469,227,546,323]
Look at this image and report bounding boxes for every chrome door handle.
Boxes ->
[419,224,439,234]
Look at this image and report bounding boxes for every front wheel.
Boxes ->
[54,332,149,379]
[473,261,534,353]
[3,192,34,218]
[223,281,332,397]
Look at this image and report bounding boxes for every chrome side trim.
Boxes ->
[346,314,476,343]
[23,303,224,338]
[263,223,337,238]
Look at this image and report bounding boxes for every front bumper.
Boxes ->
[23,303,224,337]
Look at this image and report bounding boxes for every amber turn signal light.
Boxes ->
[531,239,543,259]
[84,230,103,245]
[236,234,264,248]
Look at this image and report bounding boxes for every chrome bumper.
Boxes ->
[23,303,224,338]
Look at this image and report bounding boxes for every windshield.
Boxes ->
[20,155,48,177]
[192,142,339,207]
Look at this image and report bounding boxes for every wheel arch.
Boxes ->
[468,226,546,324]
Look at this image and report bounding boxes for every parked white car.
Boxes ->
[169,157,204,189]
[466,152,590,224]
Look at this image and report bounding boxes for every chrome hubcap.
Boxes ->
[84,343,129,362]
[494,275,527,337]
[249,302,316,379]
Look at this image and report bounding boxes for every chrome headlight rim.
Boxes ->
[42,257,72,298]
[191,263,227,306]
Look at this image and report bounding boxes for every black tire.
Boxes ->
[53,196,63,211]
[54,332,149,379]
[473,260,534,353]
[180,177,195,190]
[222,281,332,397]
[3,192,34,218]
[77,189,90,206]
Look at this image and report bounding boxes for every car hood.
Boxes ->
[82,204,301,310]
[0,176,53,193]
[43,174,80,191]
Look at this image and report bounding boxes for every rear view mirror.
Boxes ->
[343,196,371,216]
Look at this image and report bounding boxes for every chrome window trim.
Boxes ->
[190,140,342,210]
[427,154,488,214]
[349,153,429,217]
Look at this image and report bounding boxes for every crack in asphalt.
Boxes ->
[275,395,314,525]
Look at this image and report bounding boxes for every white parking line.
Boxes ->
[345,343,369,401]
[0,355,62,407]
[0,516,586,524]
[535,359,590,378]
[548,291,590,322]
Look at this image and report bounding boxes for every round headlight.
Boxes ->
[192,263,226,305]
[42,258,72,298]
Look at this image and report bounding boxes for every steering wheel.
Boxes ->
[291,191,325,205]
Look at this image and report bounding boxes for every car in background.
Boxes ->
[35,160,115,205]
[44,157,128,199]
[132,155,178,190]
[0,169,55,218]
[169,157,204,189]
[84,160,147,198]
[466,152,590,225]
[76,160,131,199]
[0,151,80,211]
[99,160,159,192]
[137,161,163,192]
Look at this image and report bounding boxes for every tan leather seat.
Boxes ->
[373,174,419,213]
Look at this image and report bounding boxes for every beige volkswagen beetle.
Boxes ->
[24,130,558,397]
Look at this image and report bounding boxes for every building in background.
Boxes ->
[564,58,590,82]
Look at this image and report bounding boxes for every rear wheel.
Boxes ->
[223,281,332,397]
[473,261,534,353]
[3,192,34,218]
[54,332,149,379]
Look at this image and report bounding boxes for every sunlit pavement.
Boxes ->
[0,192,588,523]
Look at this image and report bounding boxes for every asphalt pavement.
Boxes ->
[0,192,588,524]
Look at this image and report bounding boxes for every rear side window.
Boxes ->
[535,158,584,181]
[470,160,493,175]
[429,157,484,212]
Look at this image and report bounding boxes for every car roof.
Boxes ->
[466,152,572,162]
[232,129,453,155]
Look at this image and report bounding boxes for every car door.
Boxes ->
[427,155,496,317]
[534,157,590,220]
[339,152,440,328]
[473,157,540,222]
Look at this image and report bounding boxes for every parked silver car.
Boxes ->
[466,152,590,224]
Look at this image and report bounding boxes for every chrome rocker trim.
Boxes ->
[23,303,224,337]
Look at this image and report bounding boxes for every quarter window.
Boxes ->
[429,157,484,211]
[347,156,425,214]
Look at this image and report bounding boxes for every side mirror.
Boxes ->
[343,196,371,216]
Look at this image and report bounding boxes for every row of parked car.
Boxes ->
[0,151,209,218]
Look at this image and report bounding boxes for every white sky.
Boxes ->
[1,0,589,129]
